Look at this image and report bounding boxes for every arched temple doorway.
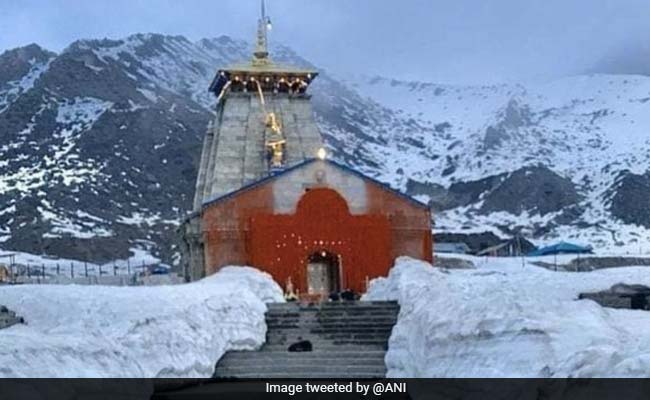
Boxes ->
[306,250,341,295]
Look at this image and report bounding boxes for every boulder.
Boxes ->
[0,305,24,329]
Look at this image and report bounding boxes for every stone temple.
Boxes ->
[181,3,433,297]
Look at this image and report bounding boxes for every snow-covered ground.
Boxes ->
[366,256,650,378]
[0,266,283,377]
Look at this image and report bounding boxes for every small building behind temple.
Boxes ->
[527,241,592,257]
[181,4,433,296]
[476,236,537,257]
[0,265,8,283]
[435,242,471,255]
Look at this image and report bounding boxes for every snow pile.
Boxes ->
[0,266,283,377]
[366,256,650,377]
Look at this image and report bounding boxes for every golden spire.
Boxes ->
[253,0,272,65]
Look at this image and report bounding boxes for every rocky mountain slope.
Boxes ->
[1,33,649,265]
[349,74,650,252]
[0,34,425,265]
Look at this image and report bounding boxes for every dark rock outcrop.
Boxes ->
[434,232,503,254]
[609,171,650,228]
[480,166,580,215]
[483,99,532,149]
[0,305,24,329]
[0,44,54,85]
[447,174,503,208]
[406,179,449,209]
[579,283,650,310]
[426,165,580,218]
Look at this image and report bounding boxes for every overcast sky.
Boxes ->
[1,0,649,84]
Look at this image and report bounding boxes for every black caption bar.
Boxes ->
[2,379,650,400]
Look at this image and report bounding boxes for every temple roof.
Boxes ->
[208,63,318,96]
[201,158,430,210]
[219,62,316,76]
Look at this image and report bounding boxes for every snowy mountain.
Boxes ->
[1,33,649,266]
[0,34,424,265]
[348,74,650,253]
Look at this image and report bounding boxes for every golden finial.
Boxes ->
[253,0,272,65]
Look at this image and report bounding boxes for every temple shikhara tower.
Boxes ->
[181,2,433,296]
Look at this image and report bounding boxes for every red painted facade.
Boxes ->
[249,188,393,294]
[201,164,433,294]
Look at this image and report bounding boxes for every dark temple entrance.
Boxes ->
[306,250,341,295]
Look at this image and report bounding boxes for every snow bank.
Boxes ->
[0,266,283,377]
[365,256,650,377]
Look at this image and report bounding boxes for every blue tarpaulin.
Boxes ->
[528,241,593,256]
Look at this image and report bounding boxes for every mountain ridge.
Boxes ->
[1,34,649,266]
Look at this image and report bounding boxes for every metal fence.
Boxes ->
[1,259,177,286]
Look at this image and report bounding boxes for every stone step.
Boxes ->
[268,314,398,319]
[266,310,399,318]
[266,312,399,318]
[266,301,398,308]
[214,371,386,379]
[215,365,387,378]
[266,321,397,328]
[220,350,386,360]
[266,316,398,322]
[266,332,390,343]
[267,305,399,311]
[267,325,395,331]
[264,336,391,343]
[213,301,398,379]
[266,324,397,330]
[266,306,400,312]
[266,316,398,323]
[266,332,392,341]
[264,340,391,348]
[264,340,390,347]
[266,315,398,322]
[218,357,385,368]
[260,340,388,352]
[268,328,393,333]
[266,326,395,332]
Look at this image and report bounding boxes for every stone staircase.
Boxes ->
[214,300,399,379]
[0,305,23,330]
